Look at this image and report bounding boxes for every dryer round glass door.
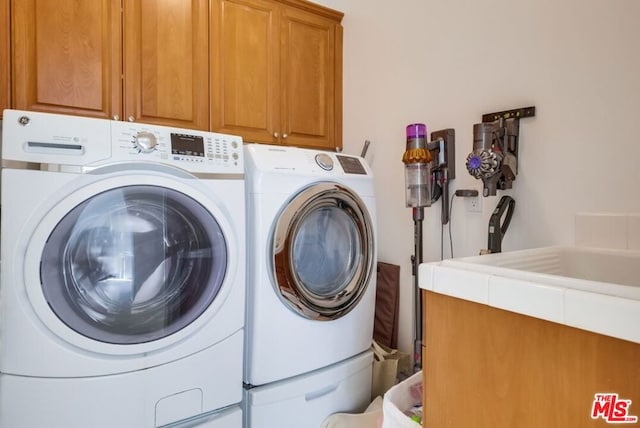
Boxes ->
[40,185,227,344]
[272,183,375,320]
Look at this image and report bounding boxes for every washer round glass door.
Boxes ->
[272,183,374,320]
[40,185,227,344]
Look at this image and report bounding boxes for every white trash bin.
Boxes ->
[381,371,422,427]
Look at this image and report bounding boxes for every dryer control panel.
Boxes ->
[336,155,367,175]
[245,144,372,177]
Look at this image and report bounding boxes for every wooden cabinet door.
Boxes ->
[11,0,121,119]
[211,0,280,144]
[123,0,209,130]
[280,5,342,150]
[423,291,640,428]
[212,0,343,149]
[1,0,9,117]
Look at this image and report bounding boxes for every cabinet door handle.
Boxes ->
[273,132,279,139]
[128,116,135,122]
[282,133,288,139]
[112,115,119,121]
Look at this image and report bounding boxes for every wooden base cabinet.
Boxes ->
[10,0,209,130]
[423,290,640,427]
[211,0,343,150]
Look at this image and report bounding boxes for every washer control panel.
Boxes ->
[1,109,243,172]
[112,121,243,173]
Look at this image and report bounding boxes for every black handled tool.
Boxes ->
[487,195,515,253]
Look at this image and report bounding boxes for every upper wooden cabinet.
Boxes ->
[10,0,209,130]
[211,0,343,150]
[11,0,121,120]
[123,0,209,129]
[1,0,10,117]
[8,0,342,142]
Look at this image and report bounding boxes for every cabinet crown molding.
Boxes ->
[276,0,343,21]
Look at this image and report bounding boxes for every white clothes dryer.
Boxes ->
[243,144,377,387]
[0,110,245,428]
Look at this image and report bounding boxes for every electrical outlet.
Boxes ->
[467,195,482,212]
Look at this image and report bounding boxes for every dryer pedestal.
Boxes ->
[243,350,373,428]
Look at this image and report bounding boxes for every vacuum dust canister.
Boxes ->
[402,123,432,208]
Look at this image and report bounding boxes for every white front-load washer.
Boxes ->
[243,143,377,388]
[0,110,245,428]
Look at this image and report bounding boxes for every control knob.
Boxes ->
[315,153,334,171]
[133,131,158,153]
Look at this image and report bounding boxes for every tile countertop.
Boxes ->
[419,246,640,345]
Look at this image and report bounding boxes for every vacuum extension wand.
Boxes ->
[411,207,424,373]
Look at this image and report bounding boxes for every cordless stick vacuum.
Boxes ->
[402,124,431,373]
[465,106,535,196]
[464,106,532,255]
[402,124,455,373]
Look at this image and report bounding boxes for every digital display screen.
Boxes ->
[336,155,367,175]
[171,133,205,157]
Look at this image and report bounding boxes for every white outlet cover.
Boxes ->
[467,196,483,212]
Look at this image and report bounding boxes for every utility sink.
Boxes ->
[449,246,640,298]
[419,246,640,344]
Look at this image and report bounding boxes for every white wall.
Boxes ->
[315,0,640,354]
